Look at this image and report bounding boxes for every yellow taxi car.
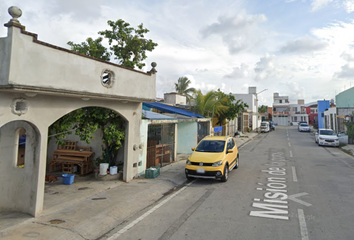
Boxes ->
[185,136,239,182]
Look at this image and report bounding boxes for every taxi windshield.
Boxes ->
[195,140,225,152]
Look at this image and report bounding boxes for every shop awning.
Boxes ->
[143,102,204,118]
[142,110,175,119]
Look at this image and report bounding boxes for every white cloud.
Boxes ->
[333,52,354,79]
[283,81,305,102]
[254,54,282,81]
[340,50,354,62]
[310,0,333,12]
[279,36,329,54]
[343,0,354,12]
[200,10,267,54]
[312,20,354,47]
[306,20,354,82]
[285,0,352,12]
[224,63,250,79]
[334,63,354,79]
[185,75,217,94]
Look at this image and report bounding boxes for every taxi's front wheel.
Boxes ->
[221,165,229,182]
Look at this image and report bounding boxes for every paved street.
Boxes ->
[102,126,354,240]
[1,126,354,240]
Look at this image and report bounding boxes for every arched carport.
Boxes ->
[0,7,156,217]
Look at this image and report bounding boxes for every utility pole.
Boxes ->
[256,89,268,132]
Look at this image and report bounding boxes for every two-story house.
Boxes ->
[272,93,290,125]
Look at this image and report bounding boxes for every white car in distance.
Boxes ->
[298,123,311,132]
[315,129,339,147]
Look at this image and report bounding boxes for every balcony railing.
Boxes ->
[273,111,290,115]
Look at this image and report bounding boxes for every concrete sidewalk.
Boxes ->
[341,144,354,156]
[0,132,258,240]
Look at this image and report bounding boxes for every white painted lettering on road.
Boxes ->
[250,151,289,220]
[250,150,312,223]
[250,203,289,220]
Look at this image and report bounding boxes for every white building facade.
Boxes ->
[272,93,290,125]
[233,87,259,131]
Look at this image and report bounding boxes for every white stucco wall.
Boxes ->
[1,24,155,101]
[324,107,337,131]
[164,93,186,105]
[0,36,10,84]
[0,19,156,216]
[0,121,41,214]
[0,92,146,215]
[233,94,255,111]
[139,120,149,176]
[177,122,198,154]
[233,93,258,130]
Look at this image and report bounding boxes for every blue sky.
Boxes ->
[1,0,354,106]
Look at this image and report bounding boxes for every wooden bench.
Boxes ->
[50,141,94,175]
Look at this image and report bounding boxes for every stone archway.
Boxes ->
[46,106,128,177]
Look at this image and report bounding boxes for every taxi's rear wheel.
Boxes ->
[221,165,229,182]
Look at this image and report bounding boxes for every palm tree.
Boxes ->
[174,77,196,104]
[192,90,228,126]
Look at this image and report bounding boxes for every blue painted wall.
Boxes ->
[177,122,198,154]
[317,100,330,129]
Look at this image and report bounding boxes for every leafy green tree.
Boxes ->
[344,122,354,144]
[191,89,247,126]
[98,19,158,69]
[62,18,157,166]
[192,90,218,117]
[258,105,268,114]
[49,107,125,167]
[191,90,231,128]
[67,37,111,61]
[175,77,196,104]
[214,89,249,126]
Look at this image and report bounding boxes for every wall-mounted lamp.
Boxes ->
[81,98,90,101]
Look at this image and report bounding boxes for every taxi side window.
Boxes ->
[227,139,233,150]
[230,138,235,148]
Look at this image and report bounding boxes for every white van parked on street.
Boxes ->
[260,122,270,133]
